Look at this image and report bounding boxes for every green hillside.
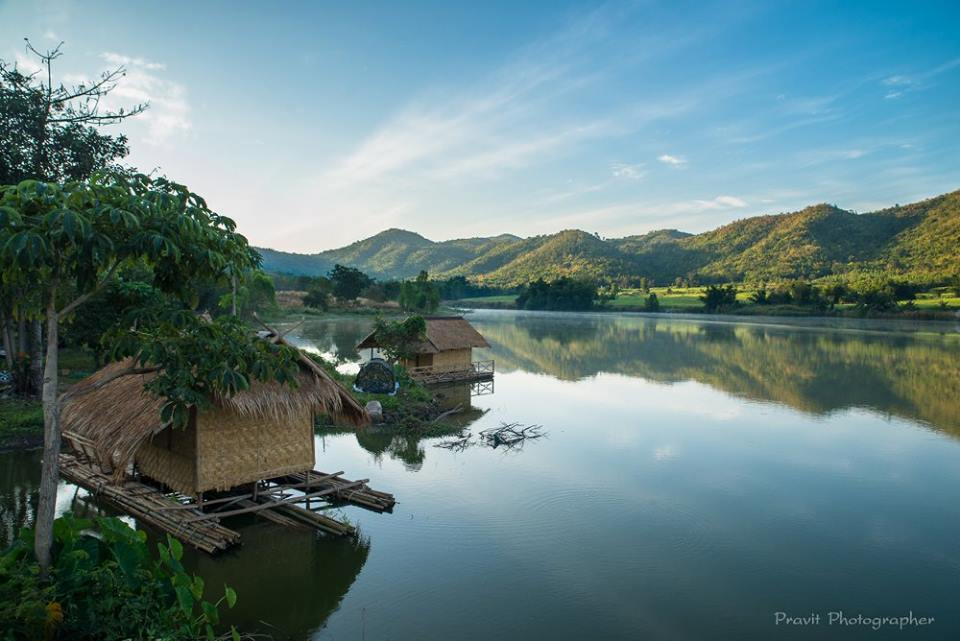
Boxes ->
[257,189,960,285]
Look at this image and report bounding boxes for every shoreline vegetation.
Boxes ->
[448,284,960,322]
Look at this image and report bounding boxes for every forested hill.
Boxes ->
[256,189,960,285]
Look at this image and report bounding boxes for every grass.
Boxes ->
[0,398,43,448]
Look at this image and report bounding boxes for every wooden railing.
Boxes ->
[407,360,495,383]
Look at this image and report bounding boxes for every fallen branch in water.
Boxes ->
[433,432,473,451]
[479,422,545,449]
[431,404,463,423]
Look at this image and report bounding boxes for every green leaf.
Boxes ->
[201,601,219,625]
[231,626,241,641]
[174,585,194,617]
[168,535,184,562]
[191,574,204,600]
[224,586,237,609]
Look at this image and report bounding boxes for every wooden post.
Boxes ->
[305,471,311,510]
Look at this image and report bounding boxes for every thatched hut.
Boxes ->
[61,338,366,497]
[356,315,490,373]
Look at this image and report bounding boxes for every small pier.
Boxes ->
[407,360,495,386]
[60,453,396,554]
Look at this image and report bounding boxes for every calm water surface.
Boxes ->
[3,310,960,640]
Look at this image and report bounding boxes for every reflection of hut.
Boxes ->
[61,338,367,497]
[184,523,370,639]
[356,316,493,384]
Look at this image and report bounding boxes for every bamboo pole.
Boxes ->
[186,480,368,522]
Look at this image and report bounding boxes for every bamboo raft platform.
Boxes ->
[60,453,396,554]
[407,360,495,386]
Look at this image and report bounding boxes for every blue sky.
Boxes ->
[2,0,958,251]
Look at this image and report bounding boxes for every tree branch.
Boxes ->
[58,261,120,317]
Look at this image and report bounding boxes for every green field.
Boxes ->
[453,286,960,314]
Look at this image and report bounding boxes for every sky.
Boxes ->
[1,0,958,252]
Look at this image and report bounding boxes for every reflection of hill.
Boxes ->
[475,314,960,436]
[184,524,369,640]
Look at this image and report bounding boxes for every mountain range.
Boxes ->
[256,189,960,285]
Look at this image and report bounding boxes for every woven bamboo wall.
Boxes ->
[433,348,472,369]
[136,420,198,495]
[195,406,314,493]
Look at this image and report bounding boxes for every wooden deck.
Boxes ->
[60,453,396,554]
[407,360,495,385]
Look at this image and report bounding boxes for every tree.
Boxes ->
[302,288,329,310]
[1,41,145,397]
[517,277,597,311]
[644,292,660,312]
[329,264,372,301]
[62,278,162,366]
[398,271,439,313]
[369,315,427,363]
[0,172,296,572]
[700,284,738,312]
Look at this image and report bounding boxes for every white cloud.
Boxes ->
[658,153,686,167]
[884,91,902,100]
[611,162,646,180]
[882,74,911,86]
[14,52,44,76]
[98,52,189,145]
[707,195,747,208]
[101,51,166,71]
[43,30,59,41]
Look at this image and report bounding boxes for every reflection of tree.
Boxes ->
[477,314,960,436]
[319,383,486,471]
[183,524,370,640]
[0,450,40,548]
[356,428,426,471]
[292,317,375,364]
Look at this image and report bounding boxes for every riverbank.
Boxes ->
[451,291,960,322]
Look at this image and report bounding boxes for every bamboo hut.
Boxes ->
[356,316,492,384]
[61,336,367,497]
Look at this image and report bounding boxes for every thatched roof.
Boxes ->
[61,335,366,479]
[357,316,490,354]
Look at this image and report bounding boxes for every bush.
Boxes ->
[303,289,329,310]
[700,284,738,312]
[0,515,239,641]
[516,277,596,311]
[644,293,660,312]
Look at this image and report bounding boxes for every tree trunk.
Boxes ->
[34,290,60,573]
[18,315,27,355]
[1,311,13,370]
[30,318,43,397]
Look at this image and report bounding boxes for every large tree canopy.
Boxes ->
[0,172,296,570]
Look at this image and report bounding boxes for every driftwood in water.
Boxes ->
[479,422,545,449]
[434,422,546,452]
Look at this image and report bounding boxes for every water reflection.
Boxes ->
[184,524,369,640]
[471,312,960,436]
[319,382,488,471]
[0,450,39,547]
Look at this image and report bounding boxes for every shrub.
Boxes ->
[700,284,738,312]
[0,514,239,641]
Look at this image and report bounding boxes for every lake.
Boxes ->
[3,309,960,640]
